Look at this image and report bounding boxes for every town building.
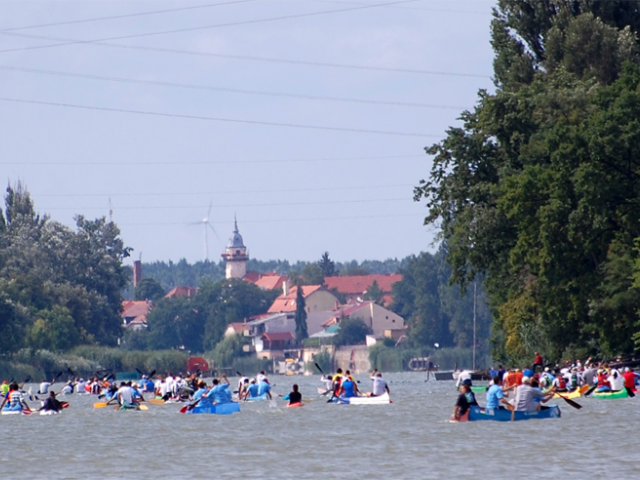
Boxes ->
[267,284,339,314]
[323,274,402,306]
[221,218,248,279]
[121,300,152,331]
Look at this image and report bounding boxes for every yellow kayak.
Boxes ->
[543,386,588,399]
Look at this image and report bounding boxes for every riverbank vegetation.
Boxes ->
[416,1,640,364]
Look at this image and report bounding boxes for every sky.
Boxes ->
[0,0,497,266]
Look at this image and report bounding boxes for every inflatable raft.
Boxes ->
[468,405,561,421]
[186,402,241,415]
[336,392,391,405]
[592,389,628,399]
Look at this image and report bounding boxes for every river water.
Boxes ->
[2,372,638,479]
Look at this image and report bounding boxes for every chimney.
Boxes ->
[133,260,142,287]
[282,280,289,296]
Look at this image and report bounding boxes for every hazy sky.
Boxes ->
[0,0,496,266]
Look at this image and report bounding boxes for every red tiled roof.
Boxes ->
[261,331,294,342]
[165,286,198,298]
[122,300,151,318]
[243,271,288,291]
[323,274,402,295]
[242,271,261,283]
[267,285,322,313]
[227,322,249,334]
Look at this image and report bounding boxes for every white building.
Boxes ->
[221,218,248,279]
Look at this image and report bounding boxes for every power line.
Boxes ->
[34,183,416,198]
[6,155,422,167]
[117,212,423,226]
[45,197,409,211]
[0,97,436,137]
[0,65,463,110]
[0,0,258,32]
[0,0,427,54]
[310,0,490,15]
[0,29,490,78]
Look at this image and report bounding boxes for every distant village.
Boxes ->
[121,220,405,374]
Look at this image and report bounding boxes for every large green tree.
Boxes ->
[415,2,640,362]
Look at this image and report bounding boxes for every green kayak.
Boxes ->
[470,386,488,393]
[592,389,628,399]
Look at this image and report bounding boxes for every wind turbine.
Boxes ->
[190,203,220,261]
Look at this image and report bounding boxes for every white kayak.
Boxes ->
[39,410,60,415]
[336,392,391,405]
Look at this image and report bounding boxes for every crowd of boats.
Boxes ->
[451,358,639,422]
[0,364,391,416]
[1,357,635,421]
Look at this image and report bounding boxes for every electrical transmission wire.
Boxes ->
[0,65,464,110]
[3,155,423,166]
[0,0,426,53]
[33,183,416,198]
[0,97,438,137]
[45,197,410,211]
[0,0,258,32]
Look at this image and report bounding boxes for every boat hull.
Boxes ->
[186,402,241,415]
[244,394,269,402]
[593,389,628,399]
[336,393,391,405]
[468,405,561,421]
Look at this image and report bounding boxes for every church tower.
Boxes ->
[221,217,248,279]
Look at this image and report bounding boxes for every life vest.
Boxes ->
[570,373,578,388]
[597,374,610,388]
[556,377,566,390]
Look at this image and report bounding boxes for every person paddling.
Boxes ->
[257,375,272,400]
[366,370,390,397]
[453,384,477,421]
[282,384,302,406]
[39,391,63,413]
[1,382,30,412]
[622,367,639,397]
[210,374,233,404]
[245,378,260,400]
[486,375,512,410]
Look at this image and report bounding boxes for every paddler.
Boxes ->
[551,372,568,392]
[282,384,302,406]
[107,382,137,409]
[320,374,333,393]
[38,377,55,395]
[0,382,29,412]
[339,375,356,398]
[237,375,249,398]
[622,367,639,397]
[257,375,272,400]
[366,370,390,397]
[191,381,213,410]
[456,369,472,389]
[344,370,359,395]
[245,378,260,400]
[608,368,625,393]
[210,374,233,404]
[452,385,476,421]
[1,380,9,397]
[514,377,554,412]
[486,375,511,410]
[39,391,63,413]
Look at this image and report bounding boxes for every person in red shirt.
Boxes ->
[532,352,543,373]
[622,367,638,398]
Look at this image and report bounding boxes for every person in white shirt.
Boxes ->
[456,370,472,389]
[76,379,85,394]
[39,378,55,395]
[608,369,625,392]
[116,382,133,405]
[238,376,248,396]
[320,375,333,392]
[256,371,267,385]
[367,370,390,397]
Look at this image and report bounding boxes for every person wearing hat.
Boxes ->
[245,378,259,400]
[514,376,555,412]
[40,391,63,413]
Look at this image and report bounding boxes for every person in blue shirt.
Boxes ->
[210,374,232,404]
[193,381,213,408]
[245,379,260,400]
[257,378,272,399]
[341,377,356,398]
[486,376,511,410]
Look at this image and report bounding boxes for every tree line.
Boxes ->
[415,0,640,363]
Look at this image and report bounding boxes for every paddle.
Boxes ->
[236,371,243,377]
[584,384,597,397]
[554,393,582,410]
[579,385,590,395]
[138,404,149,411]
[61,401,69,409]
[93,402,109,408]
[314,363,324,375]
[179,400,200,414]
[148,398,165,406]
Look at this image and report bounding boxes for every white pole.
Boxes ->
[473,280,477,371]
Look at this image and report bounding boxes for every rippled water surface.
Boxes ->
[3,372,638,479]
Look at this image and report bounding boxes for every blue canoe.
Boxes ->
[468,405,561,422]
[186,402,241,415]
[244,394,269,402]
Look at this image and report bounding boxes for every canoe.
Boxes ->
[468,405,561,422]
[244,394,269,402]
[1,406,31,415]
[287,402,304,408]
[186,402,241,415]
[542,389,583,399]
[39,410,60,415]
[592,389,628,399]
[336,392,391,405]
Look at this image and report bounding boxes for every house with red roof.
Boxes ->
[323,274,402,306]
[314,301,404,339]
[267,284,339,314]
[121,300,152,331]
[165,286,199,299]
[243,272,288,291]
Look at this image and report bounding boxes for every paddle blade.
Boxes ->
[138,404,149,411]
[148,370,156,379]
[93,402,108,408]
[179,405,188,414]
[557,394,582,410]
[148,398,165,406]
[22,409,33,415]
[61,402,69,409]
[314,363,324,374]
[579,385,590,395]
